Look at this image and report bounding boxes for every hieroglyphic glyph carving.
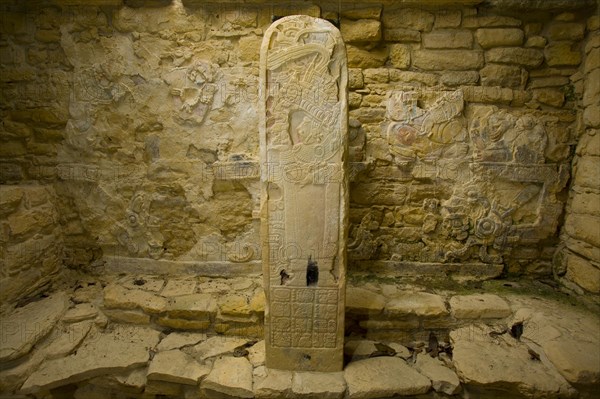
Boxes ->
[260,15,348,372]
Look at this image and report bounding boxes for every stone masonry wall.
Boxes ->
[0,185,64,310]
[555,16,600,294]
[1,0,598,289]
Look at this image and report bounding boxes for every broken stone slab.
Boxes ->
[387,342,411,359]
[218,293,252,317]
[62,303,98,323]
[449,294,511,319]
[157,332,207,351]
[103,308,151,324]
[346,287,386,315]
[414,352,461,395]
[147,349,211,385]
[20,326,161,394]
[167,293,217,320]
[247,340,265,367]
[344,357,431,398]
[253,367,293,398]
[344,340,379,360]
[0,292,68,363]
[157,316,210,330]
[450,324,577,398]
[193,336,249,361]
[103,284,168,314]
[291,371,347,399]
[202,356,253,398]
[44,320,93,360]
[510,304,600,386]
[161,279,197,297]
[386,292,448,318]
[89,366,147,394]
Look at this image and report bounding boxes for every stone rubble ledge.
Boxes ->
[0,276,598,398]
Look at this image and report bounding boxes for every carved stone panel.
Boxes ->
[259,15,348,372]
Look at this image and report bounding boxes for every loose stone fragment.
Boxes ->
[202,356,254,398]
[147,349,210,385]
[344,357,431,398]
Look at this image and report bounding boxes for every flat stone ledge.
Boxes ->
[449,294,511,319]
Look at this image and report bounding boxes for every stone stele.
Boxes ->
[259,15,349,372]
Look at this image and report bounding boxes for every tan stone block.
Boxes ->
[462,86,513,104]
[363,68,389,84]
[254,367,293,398]
[383,28,420,42]
[423,29,472,49]
[565,252,600,293]
[349,92,362,108]
[545,42,582,67]
[584,105,600,128]
[147,349,210,385]
[383,8,434,32]
[480,64,524,88]
[564,213,600,248]
[202,356,253,398]
[103,309,151,324]
[413,49,484,70]
[533,88,565,107]
[103,284,167,314]
[577,131,600,157]
[0,140,26,157]
[440,71,479,86]
[525,35,547,48]
[485,47,543,68]
[389,70,438,86]
[156,317,210,330]
[571,190,600,217]
[358,319,420,330]
[588,15,600,31]
[585,34,600,55]
[34,29,60,43]
[346,287,386,315]
[449,294,511,319]
[167,293,217,319]
[341,6,382,20]
[389,44,410,69]
[219,293,251,317]
[348,68,364,89]
[347,45,388,68]
[583,68,600,107]
[0,186,23,216]
[584,48,600,74]
[291,371,346,399]
[528,76,570,88]
[341,19,381,43]
[249,289,265,313]
[434,10,461,29]
[573,156,600,189]
[462,15,521,28]
[547,22,585,41]
[475,28,523,48]
[386,292,448,318]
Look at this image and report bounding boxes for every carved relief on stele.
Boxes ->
[259,15,348,372]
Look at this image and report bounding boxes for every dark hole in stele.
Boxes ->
[280,269,290,285]
[303,354,311,361]
[306,256,319,287]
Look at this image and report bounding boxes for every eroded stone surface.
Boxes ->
[202,356,253,398]
[147,349,210,385]
[260,15,348,372]
[291,371,346,399]
[254,367,293,398]
[21,326,161,394]
[157,332,207,351]
[193,336,249,361]
[414,352,461,395]
[0,292,68,363]
[344,357,431,399]
[451,324,577,398]
[386,292,448,318]
[449,294,511,319]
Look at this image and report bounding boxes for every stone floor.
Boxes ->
[0,272,598,399]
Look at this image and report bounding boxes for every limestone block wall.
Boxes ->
[0,185,64,310]
[555,17,600,294]
[0,0,597,284]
